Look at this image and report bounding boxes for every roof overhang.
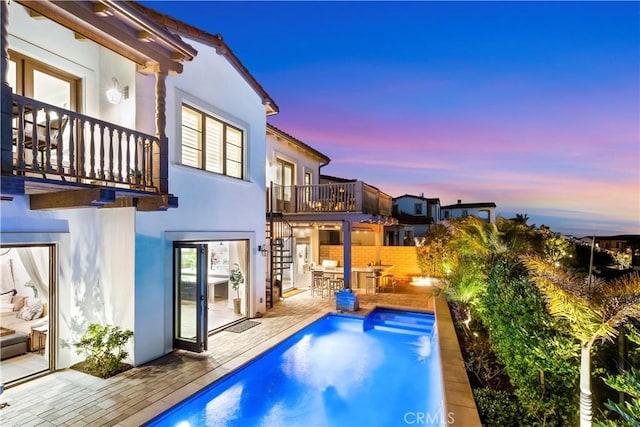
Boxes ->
[129,2,278,114]
[16,0,197,74]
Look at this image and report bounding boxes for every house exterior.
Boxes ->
[440,200,497,223]
[0,0,276,384]
[265,126,396,302]
[391,194,441,240]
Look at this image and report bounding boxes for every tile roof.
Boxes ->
[267,124,330,164]
[441,202,496,209]
[393,194,440,203]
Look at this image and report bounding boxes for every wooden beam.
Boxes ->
[101,194,178,211]
[135,195,178,212]
[29,188,115,210]
[16,1,183,73]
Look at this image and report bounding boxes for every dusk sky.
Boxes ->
[141,1,639,237]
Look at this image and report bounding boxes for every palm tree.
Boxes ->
[521,255,640,427]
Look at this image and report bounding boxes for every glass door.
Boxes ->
[173,243,207,352]
[294,239,311,289]
[0,245,53,385]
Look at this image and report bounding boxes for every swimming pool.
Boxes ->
[146,308,445,427]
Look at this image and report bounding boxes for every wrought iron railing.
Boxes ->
[11,94,158,191]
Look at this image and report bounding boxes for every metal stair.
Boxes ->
[266,212,294,308]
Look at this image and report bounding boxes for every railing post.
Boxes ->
[1,0,12,175]
[0,83,11,175]
[355,181,363,213]
[293,184,298,213]
[154,69,168,194]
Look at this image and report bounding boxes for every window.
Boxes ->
[414,203,423,215]
[275,158,294,202]
[9,51,78,111]
[462,210,469,217]
[181,104,244,179]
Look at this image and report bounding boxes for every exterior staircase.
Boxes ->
[266,212,294,308]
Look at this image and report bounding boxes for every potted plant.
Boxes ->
[128,168,142,186]
[230,263,244,314]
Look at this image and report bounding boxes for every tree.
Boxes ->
[522,256,640,427]
[596,326,640,426]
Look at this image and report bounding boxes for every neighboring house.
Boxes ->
[391,194,441,240]
[594,235,640,267]
[265,127,396,302]
[440,200,497,223]
[0,0,276,385]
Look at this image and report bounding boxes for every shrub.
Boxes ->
[479,255,579,425]
[473,388,531,426]
[74,324,134,378]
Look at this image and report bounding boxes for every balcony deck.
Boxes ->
[267,181,394,219]
[2,93,174,210]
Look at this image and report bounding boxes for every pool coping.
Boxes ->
[117,310,330,426]
[118,298,481,426]
[434,296,482,426]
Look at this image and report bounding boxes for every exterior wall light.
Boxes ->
[106,78,128,104]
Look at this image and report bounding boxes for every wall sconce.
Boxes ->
[106,77,128,104]
[258,245,268,256]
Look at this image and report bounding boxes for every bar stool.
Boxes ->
[380,274,396,293]
[328,277,344,297]
[312,271,327,297]
[365,274,379,295]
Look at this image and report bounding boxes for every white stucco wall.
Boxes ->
[4,6,140,368]
[0,197,135,368]
[7,2,137,126]
[133,36,269,363]
[266,132,324,187]
[395,196,427,216]
[4,7,271,367]
[441,207,495,223]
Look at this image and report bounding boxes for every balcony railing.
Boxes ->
[268,181,392,216]
[10,94,157,191]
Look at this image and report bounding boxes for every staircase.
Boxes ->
[363,308,435,336]
[266,212,294,308]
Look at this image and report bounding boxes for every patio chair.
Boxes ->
[17,112,69,174]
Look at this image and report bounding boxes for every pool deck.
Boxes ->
[0,284,480,426]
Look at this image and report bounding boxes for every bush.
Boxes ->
[479,255,579,425]
[473,388,531,426]
[74,324,134,378]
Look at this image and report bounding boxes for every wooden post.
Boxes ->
[154,69,168,194]
[1,0,13,175]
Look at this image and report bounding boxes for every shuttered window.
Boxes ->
[181,104,244,179]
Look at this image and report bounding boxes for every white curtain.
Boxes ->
[16,246,49,301]
[227,240,247,313]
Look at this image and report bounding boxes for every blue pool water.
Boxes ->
[146,308,444,427]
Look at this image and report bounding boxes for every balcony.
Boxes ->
[267,181,393,217]
[2,93,175,211]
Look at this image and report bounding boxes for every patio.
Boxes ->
[0,284,479,426]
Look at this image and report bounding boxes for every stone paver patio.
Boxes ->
[0,284,479,426]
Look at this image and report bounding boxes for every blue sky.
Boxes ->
[141,1,640,237]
